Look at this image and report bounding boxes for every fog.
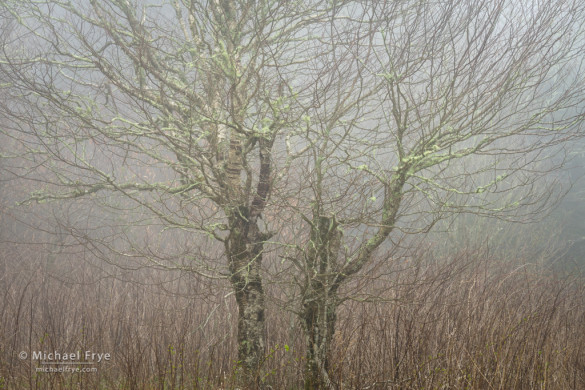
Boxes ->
[1,0,585,388]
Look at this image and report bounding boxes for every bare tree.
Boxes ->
[2,0,585,389]
[0,0,369,386]
[276,1,585,388]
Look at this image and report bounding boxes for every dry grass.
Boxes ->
[1,243,584,389]
[331,255,585,389]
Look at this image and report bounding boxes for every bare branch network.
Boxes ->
[1,0,585,387]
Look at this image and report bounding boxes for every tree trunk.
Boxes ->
[232,261,265,388]
[301,215,342,389]
[227,206,267,389]
[302,289,338,390]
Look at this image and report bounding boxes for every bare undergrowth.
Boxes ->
[1,246,583,389]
